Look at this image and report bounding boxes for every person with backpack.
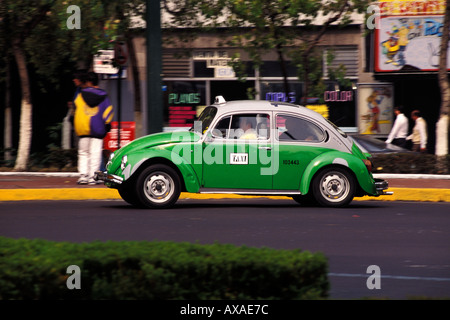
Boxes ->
[73,72,114,184]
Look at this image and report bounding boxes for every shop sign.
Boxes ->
[376,0,444,16]
[194,50,235,78]
[375,14,449,72]
[93,50,119,74]
[167,93,201,127]
[168,93,201,105]
[324,91,353,102]
[265,92,296,103]
[104,121,135,151]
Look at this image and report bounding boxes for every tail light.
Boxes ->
[363,159,373,172]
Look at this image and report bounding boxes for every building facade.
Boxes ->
[100,1,445,154]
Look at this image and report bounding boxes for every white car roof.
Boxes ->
[211,98,325,122]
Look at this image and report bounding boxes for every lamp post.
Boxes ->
[146,0,163,134]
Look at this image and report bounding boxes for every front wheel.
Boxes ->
[311,167,355,207]
[135,164,181,208]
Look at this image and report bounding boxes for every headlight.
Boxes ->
[120,155,128,170]
[106,152,115,169]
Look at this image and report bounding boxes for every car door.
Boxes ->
[273,113,329,190]
[202,112,273,190]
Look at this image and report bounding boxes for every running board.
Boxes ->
[199,188,302,195]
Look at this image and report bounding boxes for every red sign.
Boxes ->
[114,41,128,66]
[103,121,135,151]
[169,106,197,127]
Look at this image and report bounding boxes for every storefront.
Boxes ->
[162,47,359,133]
[371,0,446,152]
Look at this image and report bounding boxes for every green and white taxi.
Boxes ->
[95,96,392,208]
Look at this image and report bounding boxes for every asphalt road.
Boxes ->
[1,198,449,300]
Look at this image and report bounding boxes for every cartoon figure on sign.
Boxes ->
[396,20,414,67]
[381,26,400,65]
[365,90,383,134]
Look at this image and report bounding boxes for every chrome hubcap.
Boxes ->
[320,172,350,202]
[144,172,174,203]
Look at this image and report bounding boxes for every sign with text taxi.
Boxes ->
[93,50,119,74]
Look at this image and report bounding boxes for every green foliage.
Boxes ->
[0,0,143,87]
[163,0,371,98]
[0,237,329,300]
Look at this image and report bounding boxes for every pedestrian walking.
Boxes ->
[385,105,408,148]
[407,110,427,153]
[73,71,114,184]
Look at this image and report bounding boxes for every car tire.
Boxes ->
[311,167,355,207]
[135,164,181,208]
[118,185,142,207]
[291,194,317,207]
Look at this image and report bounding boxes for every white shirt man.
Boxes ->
[407,110,427,152]
[386,107,408,148]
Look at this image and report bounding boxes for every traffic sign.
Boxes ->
[93,50,119,74]
[114,41,128,66]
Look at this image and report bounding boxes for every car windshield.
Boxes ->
[190,106,217,134]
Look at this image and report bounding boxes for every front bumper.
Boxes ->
[94,171,123,187]
[374,178,393,195]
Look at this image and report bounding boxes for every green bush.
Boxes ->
[28,148,77,171]
[0,237,329,300]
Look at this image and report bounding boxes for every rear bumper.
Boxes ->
[94,171,123,187]
[374,178,393,195]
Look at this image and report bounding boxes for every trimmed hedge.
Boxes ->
[0,237,329,300]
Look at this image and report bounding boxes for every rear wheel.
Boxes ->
[135,164,181,208]
[312,167,355,207]
[291,194,317,206]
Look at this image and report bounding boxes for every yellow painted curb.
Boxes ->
[0,188,121,201]
[0,187,448,202]
[358,187,450,203]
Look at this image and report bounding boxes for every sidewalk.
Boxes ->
[0,172,449,202]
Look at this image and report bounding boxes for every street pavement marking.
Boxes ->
[328,273,450,282]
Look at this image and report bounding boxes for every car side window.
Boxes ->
[212,114,270,140]
[211,116,231,138]
[277,115,324,142]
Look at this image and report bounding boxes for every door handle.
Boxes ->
[258,146,272,150]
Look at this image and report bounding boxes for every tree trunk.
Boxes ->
[436,0,450,171]
[302,53,311,105]
[4,62,13,161]
[12,40,33,171]
[275,43,290,99]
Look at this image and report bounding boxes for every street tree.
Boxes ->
[163,0,369,102]
[437,0,450,169]
[1,1,57,171]
[0,0,137,170]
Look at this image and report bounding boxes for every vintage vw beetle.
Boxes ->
[95,96,391,208]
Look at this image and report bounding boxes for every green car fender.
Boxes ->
[299,151,376,196]
[121,148,201,193]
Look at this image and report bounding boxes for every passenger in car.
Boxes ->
[237,117,258,139]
